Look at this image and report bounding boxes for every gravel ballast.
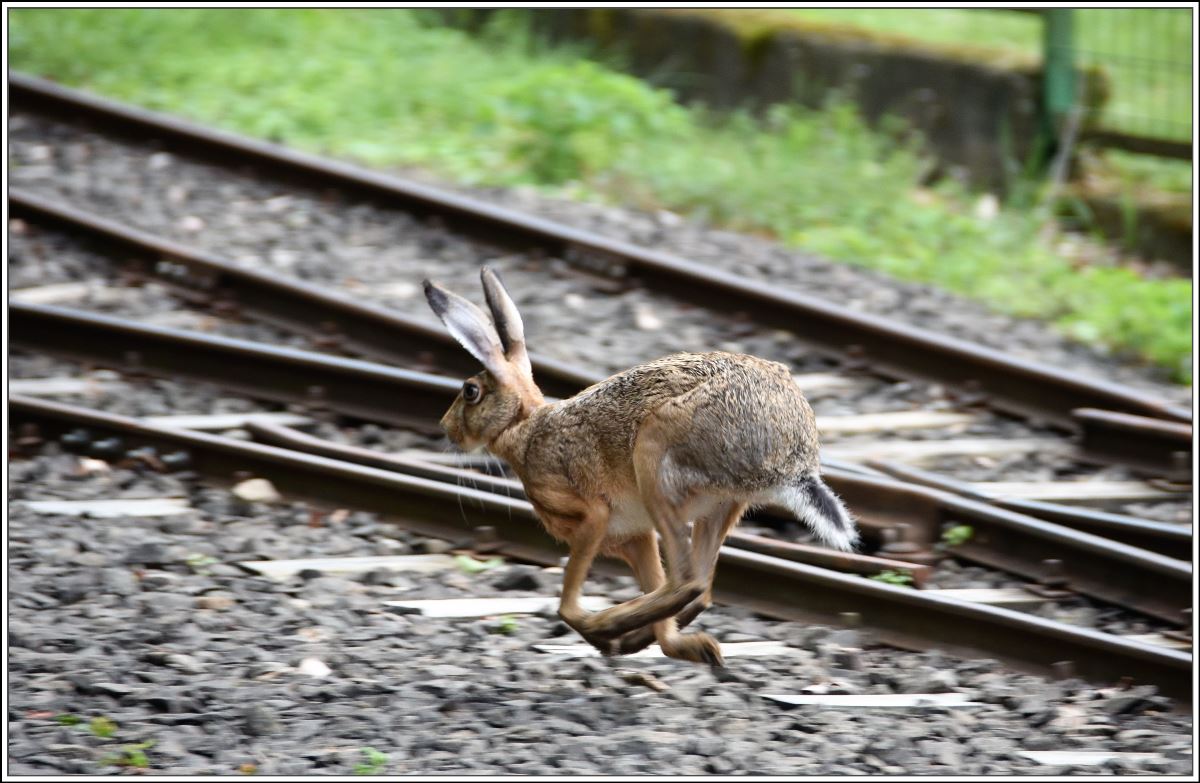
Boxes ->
[7,447,1193,776]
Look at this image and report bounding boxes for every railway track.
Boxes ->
[6,72,1194,773]
[10,74,1192,428]
[9,254,1193,690]
[8,193,1193,521]
[8,394,1192,703]
[9,171,1192,516]
[9,303,1192,625]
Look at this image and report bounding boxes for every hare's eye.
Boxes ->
[462,381,482,404]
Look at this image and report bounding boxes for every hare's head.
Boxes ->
[423,268,545,451]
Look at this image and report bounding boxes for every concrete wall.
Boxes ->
[447,8,1106,191]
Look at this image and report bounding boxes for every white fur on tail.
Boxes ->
[768,476,859,552]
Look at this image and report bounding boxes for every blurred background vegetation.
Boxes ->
[788,8,1193,144]
[9,8,1193,382]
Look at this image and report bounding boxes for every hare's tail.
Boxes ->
[770,475,859,552]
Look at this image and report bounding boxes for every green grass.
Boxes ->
[786,8,1194,142]
[8,9,1192,383]
[1085,150,1194,197]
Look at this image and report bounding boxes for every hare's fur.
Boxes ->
[426,269,857,665]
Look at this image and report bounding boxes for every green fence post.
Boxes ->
[1041,9,1076,148]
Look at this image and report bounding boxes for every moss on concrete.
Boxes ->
[654,8,1041,72]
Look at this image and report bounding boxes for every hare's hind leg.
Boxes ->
[635,498,742,665]
[611,501,745,656]
[570,500,704,646]
[685,500,748,621]
[594,428,721,664]
[608,534,676,656]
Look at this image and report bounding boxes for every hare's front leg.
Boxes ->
[549,507,620,655]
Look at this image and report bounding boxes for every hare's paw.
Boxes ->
[662,632,724,667]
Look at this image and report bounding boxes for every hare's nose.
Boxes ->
[439,410,458,440]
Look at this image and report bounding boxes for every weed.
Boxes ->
[941,524,974,547]
[353,747,389,775]
[494,615,520,635]
[100,741,154,769]
[454,554,504,574]
[239,762,259,775]
[185,552,218,574]
[89,716,117,739]
[55,714,82,726]
[869,569,914,587]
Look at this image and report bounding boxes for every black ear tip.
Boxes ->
[481,267,509,296]
[423,279,446,310]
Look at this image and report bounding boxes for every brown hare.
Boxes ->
[424,268,858,665]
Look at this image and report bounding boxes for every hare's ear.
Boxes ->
[424,280,509,380]
[480,267,532,378]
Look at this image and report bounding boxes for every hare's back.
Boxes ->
[648,353,820,487]
[529,352,817,495]
[566,351,790,420]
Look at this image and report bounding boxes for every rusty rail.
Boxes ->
[11,303,1190,625]
[10,394,1190,703]
[10,72,1191,432]
[8,188,593,400]
[1074,407,1193,482]
[9,302,457,433]
[823,470,1192,626]
[867,459,1192,561]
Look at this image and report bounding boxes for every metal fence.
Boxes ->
[1041,8,1192,159]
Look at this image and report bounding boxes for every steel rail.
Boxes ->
[10,72,1191,430]
[12,303,1190,623]
[867,460,1192,561]
[10,394,1191,703]
[824,471,1192,626]
[1073,407,1194,482]
[8,188,594,400]
[245,420,933,584]
[9,301,456,433]
[10,190,1192,482]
